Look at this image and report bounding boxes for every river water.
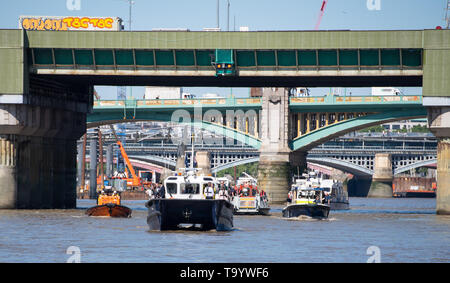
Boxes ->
[0,197,448,263]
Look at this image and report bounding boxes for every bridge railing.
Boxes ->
[94,95,422,108]
[313,143,436,151]
[93,97,263,109]
[289,94,423,105]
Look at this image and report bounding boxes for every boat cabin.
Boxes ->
[164,173,217,200]
[97,190,121,205]
[291,187,327,205]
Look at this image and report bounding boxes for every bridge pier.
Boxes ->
[89,139,97,199]
[0,133,83,209]
[427,105,450,215]
[368,153,393,198]
[0,81,90,208]
[257,87,293,203]
[196,151,211,176]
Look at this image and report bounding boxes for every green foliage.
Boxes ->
[359,125,385,133]
[410,125,430,133]
[216,162,259,178]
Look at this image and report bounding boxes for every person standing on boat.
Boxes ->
[205,182,215,199]
[229,185,235,197]
[218,186,228,200]
[157,183,166,199]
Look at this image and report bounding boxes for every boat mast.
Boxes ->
[190,130,194,169]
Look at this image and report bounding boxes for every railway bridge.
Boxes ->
[0,29,449,213]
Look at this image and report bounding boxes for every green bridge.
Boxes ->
[88,94,426,152]
[0,29,449,213]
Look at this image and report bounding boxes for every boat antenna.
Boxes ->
[190,130,194,169]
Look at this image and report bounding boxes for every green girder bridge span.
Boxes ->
[88,94,426,151]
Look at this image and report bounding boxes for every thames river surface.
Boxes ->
[0,197,449,263]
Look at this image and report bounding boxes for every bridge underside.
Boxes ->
[33,73,422,88]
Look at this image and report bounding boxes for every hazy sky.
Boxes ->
[1,0,447,98]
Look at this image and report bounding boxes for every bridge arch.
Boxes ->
[394,158,437,175]
[87,117,261,149]
[290,109,427,152]
[211,157,260,174]
[306,157,374,178]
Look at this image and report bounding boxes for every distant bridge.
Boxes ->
[82,134,437,177]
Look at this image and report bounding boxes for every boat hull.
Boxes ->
[395,191,436,198]
[86,203,132,218]
[232,197,271,215]
[234,207,270,215]
[145,199,234,231]
[282,204,330,219]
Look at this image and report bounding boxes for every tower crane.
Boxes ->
[314,0,328,30]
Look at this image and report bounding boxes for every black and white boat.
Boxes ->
[282,186,330,219]
[291,171,349,210]
[145,169,234,231]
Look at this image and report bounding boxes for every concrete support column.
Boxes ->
[368,153,393,198]
[65,139,77,208]
[176,154,186,171]
[77,142,83,189]
[0,135,17,208]
[41,137,54,208]
[89,139,97,199]
[52,139,65,208]
[196,151,211,176]
[436,138,450,214]
[427,105,450,214]
[257,88,291,204]
[0,134,79,209]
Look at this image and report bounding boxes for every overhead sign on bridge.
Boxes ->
[19,16,123,31]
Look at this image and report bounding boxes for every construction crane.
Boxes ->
[109,125,142,188]
[314,0,328,30]
[446,0,450,29]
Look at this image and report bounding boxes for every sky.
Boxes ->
[1,0,448,99]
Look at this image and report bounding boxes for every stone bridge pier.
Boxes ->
[427,105,450,215]
[368,153,394,198]
[0,81,90,208]
[257,88,307,204]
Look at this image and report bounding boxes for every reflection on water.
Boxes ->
[0,198,449,263]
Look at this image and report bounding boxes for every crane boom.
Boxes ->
[109,125,140,187]
[314,0,328,30]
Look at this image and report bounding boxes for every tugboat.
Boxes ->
[231,173,270,215]
[145,168,234,231]
[282,184,330,219]
[86,189,132,218]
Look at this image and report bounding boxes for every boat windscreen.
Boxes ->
[166,183,178,195]
[181,183,200,194]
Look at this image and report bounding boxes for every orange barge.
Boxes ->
[86,190,132,218]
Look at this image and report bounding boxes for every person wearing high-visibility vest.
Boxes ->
[205,182,215,200]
